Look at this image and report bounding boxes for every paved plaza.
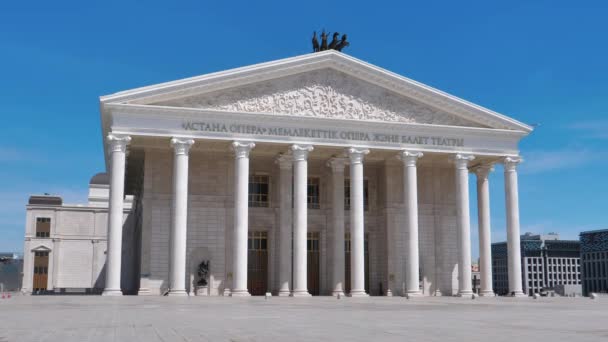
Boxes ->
[1,295,607,341]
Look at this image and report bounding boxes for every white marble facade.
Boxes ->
[135,150,461,296]
[23,51,532,297]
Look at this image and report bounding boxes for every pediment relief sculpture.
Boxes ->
[154,69,485,128]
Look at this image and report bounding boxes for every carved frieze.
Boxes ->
[154,69,484,128]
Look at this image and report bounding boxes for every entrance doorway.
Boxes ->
[33,251,49,293]
[307,232,320,295]
[344,233,369,294]
[247,231,268,295]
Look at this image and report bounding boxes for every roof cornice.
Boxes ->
[106,102,529,139]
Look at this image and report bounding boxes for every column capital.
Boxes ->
[346,147,370,164]
[450,153,475,169]
[503,156,523,172]
[326,157,348,172]
[275,153,293,170]
[473,164,495,178]
[170,138,195,156]
[106,134,131,153]
[398,150,423,166]
[231,141,255,159]
[291,144,314,161]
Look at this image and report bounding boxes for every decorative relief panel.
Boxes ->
[154,69,484,127]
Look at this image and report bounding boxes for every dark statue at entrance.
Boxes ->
[196,260,209,286]
[312,30,349,52]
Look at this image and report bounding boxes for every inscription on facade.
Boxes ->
[182,121,464,147]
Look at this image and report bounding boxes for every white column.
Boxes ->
[399,150,423,297]
[168,138,194,296]
[275,153,293,296]
[102,133,131,296]
[231,141,255,296]
[475,164,494,296]
[347,147,370,297]
[504,156,525,297]
[452,153,475,296]
[328,157,347,297]
[291,144,313,297]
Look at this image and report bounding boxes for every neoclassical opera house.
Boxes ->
[22,51,532,297]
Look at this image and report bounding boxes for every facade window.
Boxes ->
[247,231,268,251]
[248,231,268,250]
[249,175,270,207]
[35,217,51,238]
[307,177,320,209]
[307,231,320,251]
[344,179,369,211]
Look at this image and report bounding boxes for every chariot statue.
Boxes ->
[312,30,349,52]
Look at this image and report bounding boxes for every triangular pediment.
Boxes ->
[101,51,532,132]
[31,245,51,252]
[150,69,483,128]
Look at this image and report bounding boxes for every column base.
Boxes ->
[137,288,152,296]
[510,291,527,297]
[101,289,123,296]
[231,290,251,297]
[478,290,495,297]
[405,291,423,297]
[457,290,474,297]
[167,290,188,297]
[290,290,312,297]
[349,290,369,297]
[278,290,292,297]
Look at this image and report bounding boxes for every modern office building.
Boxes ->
[492,233,581,296]
[580,229,608,296]
[21,51,533,297]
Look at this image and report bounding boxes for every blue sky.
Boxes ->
[1,1,607,258]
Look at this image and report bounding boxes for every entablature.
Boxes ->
[107,103,525,160]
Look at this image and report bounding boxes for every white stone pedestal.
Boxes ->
[196,286,209,296]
